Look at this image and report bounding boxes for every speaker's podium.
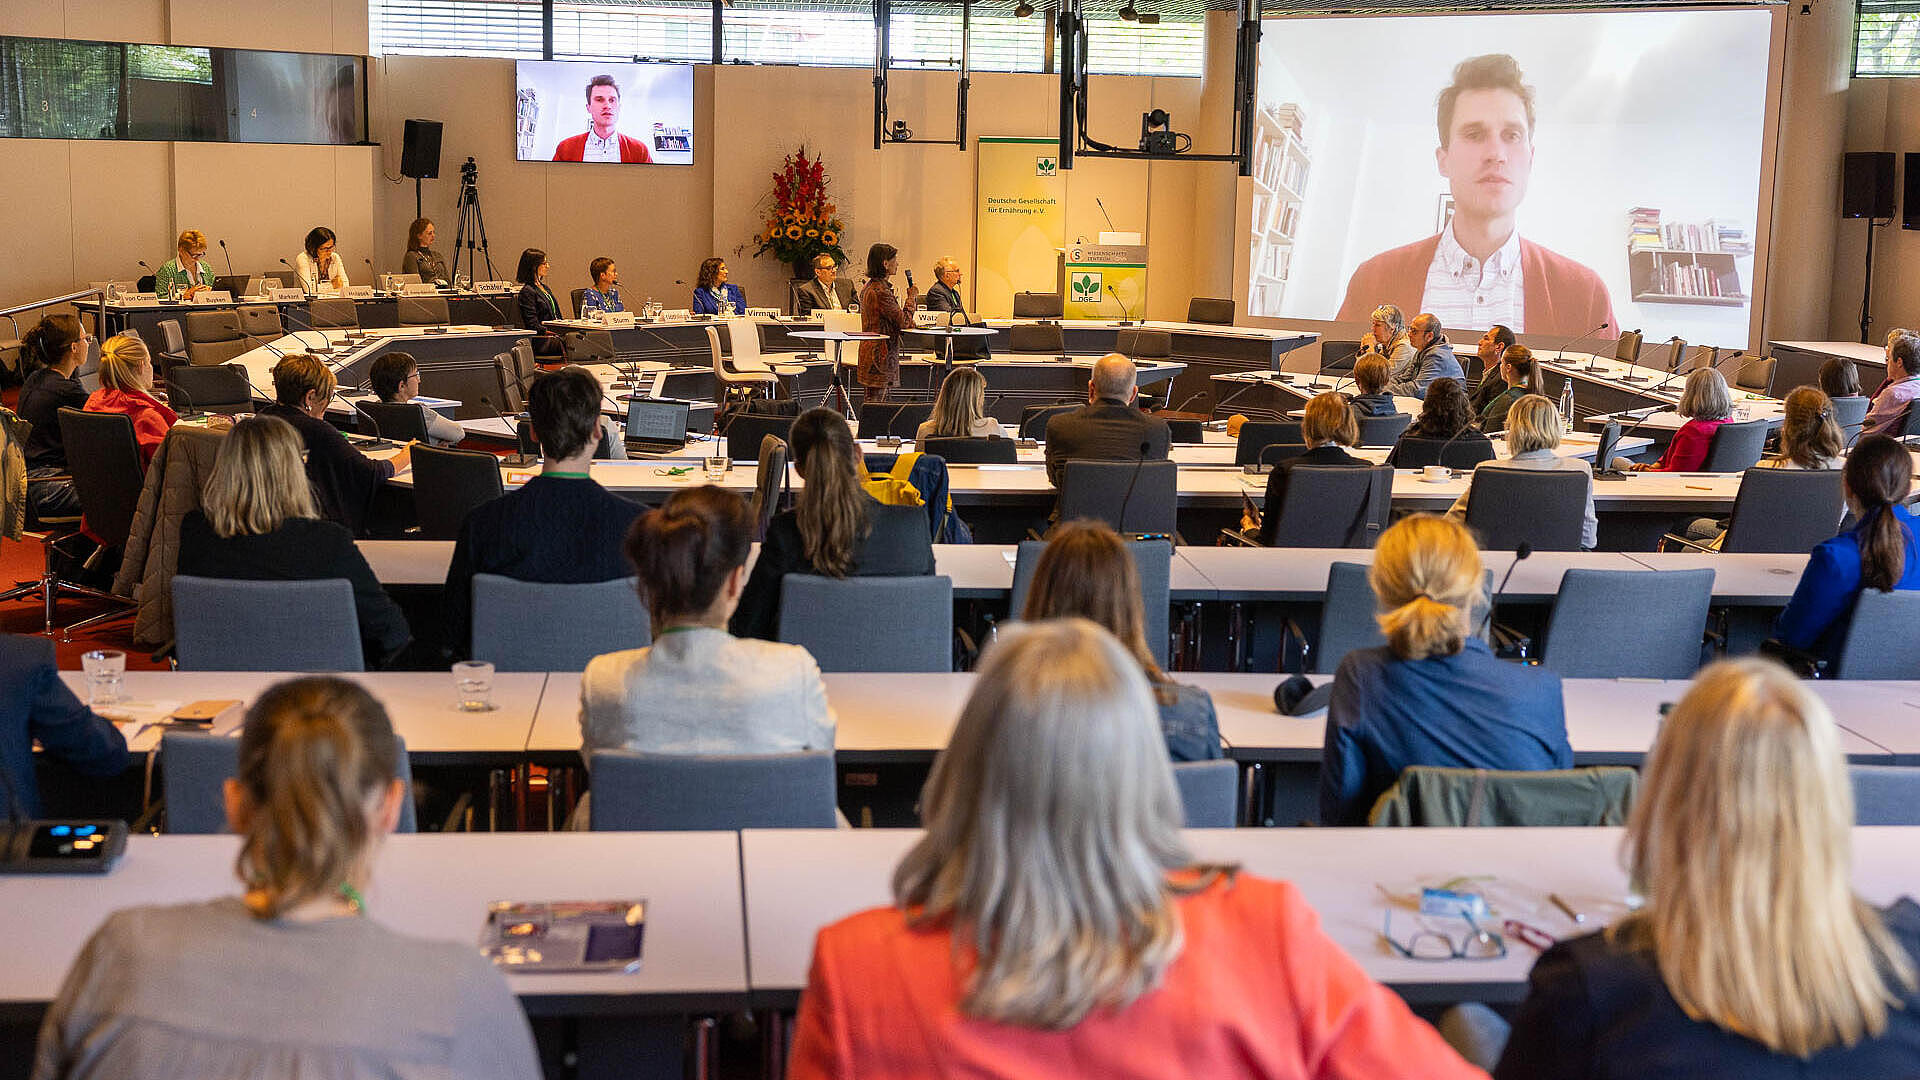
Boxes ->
[1056,235,1147,321]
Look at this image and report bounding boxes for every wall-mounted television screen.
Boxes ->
[514,60,694,166]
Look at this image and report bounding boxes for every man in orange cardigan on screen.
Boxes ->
[1336,53,1613,339]
[552,74,653,163]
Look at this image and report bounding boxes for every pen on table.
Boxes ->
[1549,893,1587,924]
[1685,484,1713,491]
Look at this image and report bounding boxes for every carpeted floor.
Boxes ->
[0,532,167,670]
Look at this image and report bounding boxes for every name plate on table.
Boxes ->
[121,295,160,307]
[603,311,636,327]
[200,291,233,305]
[477,281,518,293]
[345,285,376,299]
[661,309,692,321]
[401,282,439,296]
[270,288,306,302]
[746,307,782,319]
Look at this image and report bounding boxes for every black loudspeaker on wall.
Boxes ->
[1844,151,1895,219]
[401,119,443,180]
[1905,154,1920,230]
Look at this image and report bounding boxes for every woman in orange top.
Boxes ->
[84,333,179,465]
[787,617,1484,1080]
[856,242,916,404]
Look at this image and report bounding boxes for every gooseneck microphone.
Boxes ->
[1117,439,1153,536]
[280,258,310,297]
[478,395,538,466]
[219,238,235,277]
[1548,322,1609,373]
[1477,542,1532,640]
[1107,284,1136,326]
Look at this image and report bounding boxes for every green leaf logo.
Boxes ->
[1035,156,1057,176]
[1070,271,1102,302]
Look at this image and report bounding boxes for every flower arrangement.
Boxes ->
[751,147,849,279]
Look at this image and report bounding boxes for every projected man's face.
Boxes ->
[1435,88,1533,227]
[588,85,622,137]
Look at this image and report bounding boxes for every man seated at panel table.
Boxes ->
[443,366,644,658]
[259,354,411,537]
[793,253,856,316]
[1042,353,1172,488]
[1467,323,1516,414]
[1393,313,1464,399]
[1862,330,1920,439]
[0,633,129,818]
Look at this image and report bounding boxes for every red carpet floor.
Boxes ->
[0,533,167,671]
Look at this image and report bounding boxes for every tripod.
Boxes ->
[451,157,496,287]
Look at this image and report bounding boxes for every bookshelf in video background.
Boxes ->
[1248,103,1310,319]
[1626,207,1751,308]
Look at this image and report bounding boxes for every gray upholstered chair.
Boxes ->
[1172,760,1239,827]
[1663,467,1845,554]
[410,444,504,541]
[470,574,652,672]
[1699,419,1771,472]
[1009,538,1172,667]
[1830,590,1920,679]
[183,310,249,367]
[171,576,363,671]
[162,730,417,834]
[164,363,252,415]
[1012,291,1063,318]
[305,297,360,330]
[778,574,953,672]
[1851,765,1920,825]
[1462,468,1589,552]
[1186,297,1235,325]
[1056,460,1178,537]
[397,295,451,327]
[587,749,837,830]
[1537,568,1714,679]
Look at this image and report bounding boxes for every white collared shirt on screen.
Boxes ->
[1422,222,1524,333]
[583,129,621,162]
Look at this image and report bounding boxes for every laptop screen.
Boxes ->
[626,398,689,442]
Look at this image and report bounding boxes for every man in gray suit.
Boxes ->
[794,254,857,316]
[1043,353,1172,487]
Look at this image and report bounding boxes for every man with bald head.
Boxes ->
[1042,352,1172,488]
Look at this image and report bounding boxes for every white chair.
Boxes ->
[708,323,797,402]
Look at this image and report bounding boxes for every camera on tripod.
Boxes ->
[461,156,478,184]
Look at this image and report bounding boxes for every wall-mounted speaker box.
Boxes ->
[401,119,443,180]
[1904,153,1920,229]
[1844,151,1895,219]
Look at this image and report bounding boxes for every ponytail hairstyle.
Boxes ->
[1370,514,1482,661]
[232,677,398,919]
[22,314,84,371]
[1778,386,1843,469]
[626,485,753,625]
[1845,435,1914,593]
[789,408,870,577]
[1502,345,1544,398]
[96,333,153,393]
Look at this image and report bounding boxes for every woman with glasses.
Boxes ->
[155,229,215,301]
[1493,659,1920,1078]
[787,618,1481,1080]
[1318,513,1570,825]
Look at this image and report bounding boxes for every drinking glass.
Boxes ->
[81,650,126,707]
[453,660,496,712]
[704,455,729,481]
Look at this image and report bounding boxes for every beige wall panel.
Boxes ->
[168,0,336,52]
[0,7,66,37]
[68,141,172,291]
[173,142,354,282]
[2,142,77,309]
[62,0,167,43]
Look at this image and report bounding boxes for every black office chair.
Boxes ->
[1700,419,1771,472]
[1186,297,1235,325]
[1662,467,1845,554]
[1355,412,1412,447]
[1234,421,1304,466]
[1009,324,1066,356]
[1020,404,1080,440]
[1387,434,1496,471]
[359,401,432,443]
[164,363,253,415]
[1115,329,1172,361]
[923,435,1018,463]
[857,402,932,440]
[39,409,144,637]
[1012,292,1063,318]
[1255,465,1392,549]
[725,411,796,462]
[410,444,505,541]
[1165,418,1204,444]
[1055,460,1177,536]
[1463,468,1589,552]
[570,288,588,319]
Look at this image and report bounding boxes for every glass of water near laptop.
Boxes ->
[452,660,495,712]
[704,454,729,481]
[82,650,126,707]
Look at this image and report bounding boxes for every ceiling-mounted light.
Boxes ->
[1013,0,1035,15]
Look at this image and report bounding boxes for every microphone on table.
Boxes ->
[1116,439,1154,537]
[1477,542,1532,641]
[164,377,198,420]
[277,304,336,355]
[1544,321,1608,373]
[219,239,235,277]
[1107,284,1137,326]
[1096,196,1119,233]
[364,257,376,290]
[280,258,312,298]
[478,395,538,467]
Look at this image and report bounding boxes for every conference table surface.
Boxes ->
[0,831,747,1016]
[738,825,1920,1005]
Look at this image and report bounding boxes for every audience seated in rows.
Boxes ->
[443,366,642,656]
[17,315,89,522]
[1862,330,1920,439]
[1255,392,1367,546]
[1772,434,1920,666]
[1467,324,1516,416]
[367,351,465,446]
[1019,520,1221,762]
[1477,344,1544,434]
[177,416,411,668]
[1820,355,1869,435]
[788,617,1481,1079]
[84,333,178,466]
[915,367,1008,443]
[581,485,832,756]
[1490,659,1920,1078]
[1449,394,1598,550]
[0,633,128,818]
[31,677,539,1078]
[1347,353,1396,417]
[1384,377,1494,470]
[1041,353,1172,488]
[260,353,410,536]
[1319,514,1571,825]
[731,408,935,640]
[1616,367,1733,473]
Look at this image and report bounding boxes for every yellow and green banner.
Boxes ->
[975,136,1066,318]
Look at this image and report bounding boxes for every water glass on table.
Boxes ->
[704,455,729,482]
[81,650,125,708]
[452,660,496,712]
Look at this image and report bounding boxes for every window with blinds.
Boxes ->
[371,0,546,56]
[552,0,714,61]
[1084,18,1202,76]
[1856,1,1920,76]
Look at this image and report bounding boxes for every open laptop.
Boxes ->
[215,274,255,298]
[625,397,691,455]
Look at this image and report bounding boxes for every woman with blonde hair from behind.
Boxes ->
[788,618,1483,1079]
[1494,658,1920,1078]
[915,366,1007,443]
[84,333,180,465]
[32,676,539,1080]
[1319,514,1570,824]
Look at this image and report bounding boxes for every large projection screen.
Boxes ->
[1241,7,1779,349]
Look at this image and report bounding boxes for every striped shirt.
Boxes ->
[1422,222,1525,333]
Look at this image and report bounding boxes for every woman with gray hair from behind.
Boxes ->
[787,618,1482,1079]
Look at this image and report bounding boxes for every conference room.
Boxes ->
[8,1,1920,1078]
